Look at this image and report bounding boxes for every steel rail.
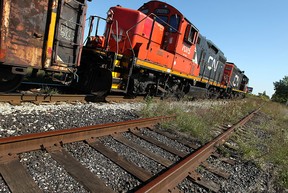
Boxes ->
[0,115,175,160]
[135,108,260,193]
[0,93,99,104]
[106,95,144,102]
[0,93,153,104]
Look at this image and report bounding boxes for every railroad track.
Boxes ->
[0,109,259,192]
[0,93,148,105]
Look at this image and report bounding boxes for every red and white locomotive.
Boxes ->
[77,0,249,98]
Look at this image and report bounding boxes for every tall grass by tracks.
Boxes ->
[141,96,288,190]
[141,97,259,143]
[236,100,288,190]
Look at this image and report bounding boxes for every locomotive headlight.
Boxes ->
[107,9,114,19]
[107,9,114,23]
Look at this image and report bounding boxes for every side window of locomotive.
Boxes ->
[184,24,197,45]
[169,14,180,32]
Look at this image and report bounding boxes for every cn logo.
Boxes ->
[233,75,239,87]
[112,29,124,42]
[207,56,219,72]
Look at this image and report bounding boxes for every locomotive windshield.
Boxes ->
[155,15,168,26]
[154,14,180,32]
[169,14,180,32]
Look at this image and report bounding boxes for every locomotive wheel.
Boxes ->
[206,88,219,99]
[0,66,24,92]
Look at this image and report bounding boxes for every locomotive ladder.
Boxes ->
[53,0,86,67]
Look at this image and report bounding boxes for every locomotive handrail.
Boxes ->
[87,15,107,37]
[115,20,119,58]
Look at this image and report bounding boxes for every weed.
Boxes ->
[140,97,288,189]
[217,146,231,158]
[140,98,260,144]
[235,99,288,189]
[41,86,60,94]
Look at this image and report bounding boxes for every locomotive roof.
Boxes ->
[139,1,198,31]
[226,62,245,74]
[198,34,225,57]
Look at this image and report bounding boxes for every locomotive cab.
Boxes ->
[221,62,246,98]
[222,62,242,89]
[138,1,200,75]
[239,74,249,92]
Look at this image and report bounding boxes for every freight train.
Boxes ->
[0,0,249,99]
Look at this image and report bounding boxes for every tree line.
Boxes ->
[272,76,288,105]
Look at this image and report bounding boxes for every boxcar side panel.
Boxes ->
[0,0,48,68]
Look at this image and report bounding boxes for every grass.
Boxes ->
[41,86,60,94]
[140,97,260,144]
[256,101,288,189]
[232,99,288,190]
[140,96,288,190]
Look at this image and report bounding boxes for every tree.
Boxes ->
[258,91,270,100]
[271,76,288,104]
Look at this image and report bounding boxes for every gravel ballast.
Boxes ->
[0,102,142,138]
[0,102,142,192]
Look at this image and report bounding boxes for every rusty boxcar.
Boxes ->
[0,0,88,92]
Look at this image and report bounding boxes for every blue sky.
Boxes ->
[85,0,288,97]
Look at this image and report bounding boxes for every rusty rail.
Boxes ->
[0,93,100,104]
[0,93,154,104]
[135,108,260,193]
[0,115,175,159]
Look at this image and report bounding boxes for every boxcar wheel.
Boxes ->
[0,66,24,92]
